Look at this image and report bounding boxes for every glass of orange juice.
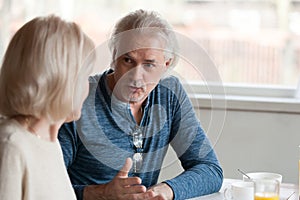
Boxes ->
[254,179,280,200]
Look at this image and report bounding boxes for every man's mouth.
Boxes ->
[129,86,144,93]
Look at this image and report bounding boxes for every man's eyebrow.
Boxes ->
[124,53,131,57]
[124,53,155,63]
[144,59,156,63]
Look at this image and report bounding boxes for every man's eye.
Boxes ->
[124,57,132,63]
[143,63,155,68]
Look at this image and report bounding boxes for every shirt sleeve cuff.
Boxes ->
[73,185,85,200]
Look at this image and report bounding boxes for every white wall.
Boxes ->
[158,107,300,184]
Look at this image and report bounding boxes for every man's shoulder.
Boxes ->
[88,73,102,84]
[88,69,112,84]
[87,71,108,93]
[158,75,183,92]
[160,75,180,84]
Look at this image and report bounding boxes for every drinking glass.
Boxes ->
[254,179,279,200]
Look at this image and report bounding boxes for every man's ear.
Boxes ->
[165,57,173,69]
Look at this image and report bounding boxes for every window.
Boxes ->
[1,0,300,89]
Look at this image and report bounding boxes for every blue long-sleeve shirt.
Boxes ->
[58,70,223,200]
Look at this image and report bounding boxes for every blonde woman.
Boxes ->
[0,15,95,199]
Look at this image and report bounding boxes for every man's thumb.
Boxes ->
[117,157,132,177]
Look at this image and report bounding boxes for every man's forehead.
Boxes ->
[117,36,166,54]
[126,48,164,56]
[116,48,165,62]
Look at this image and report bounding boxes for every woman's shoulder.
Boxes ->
[0,119,29,146]
[0,120,24,162]
[0,119,17,137]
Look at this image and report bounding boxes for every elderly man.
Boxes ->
[59,9,223,200]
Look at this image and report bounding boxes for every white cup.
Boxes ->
[224,181,254,200]
[242,172,282,183]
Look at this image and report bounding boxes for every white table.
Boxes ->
[188,179,299,200]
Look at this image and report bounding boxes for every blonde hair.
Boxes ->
[108,9,179,68]
[0,15,95,122]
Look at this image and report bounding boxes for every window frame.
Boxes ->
[185,81,300,113]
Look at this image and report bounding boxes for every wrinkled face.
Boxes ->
[112,41,171,103]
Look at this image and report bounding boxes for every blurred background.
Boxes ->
[1,0,300,87]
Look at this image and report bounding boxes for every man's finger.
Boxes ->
[124,184,146,194]
[121,177,142,186]
[122,190,155,200]
[117,157,132,177]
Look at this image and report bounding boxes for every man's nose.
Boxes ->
[130,64,143,80]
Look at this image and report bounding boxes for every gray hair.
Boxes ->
[108,9,179,68]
